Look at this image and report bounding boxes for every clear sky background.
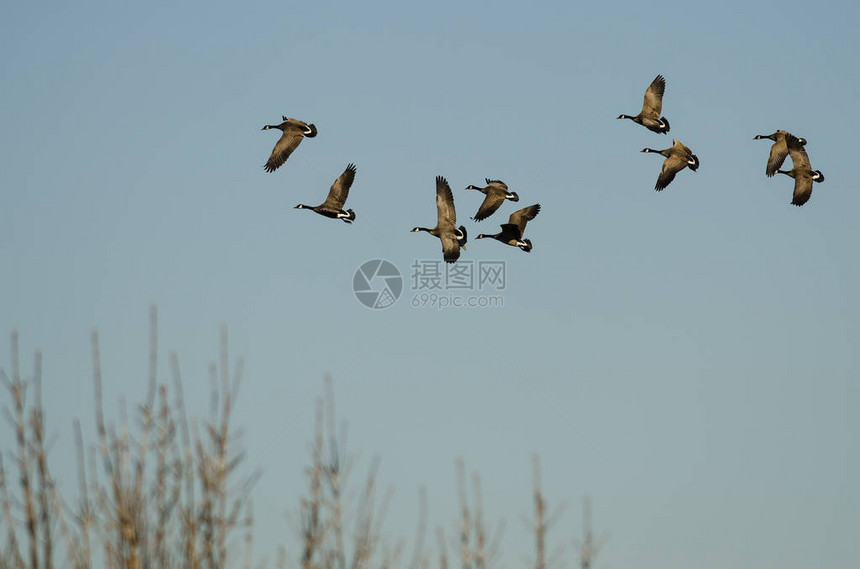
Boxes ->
[1,0,858,568]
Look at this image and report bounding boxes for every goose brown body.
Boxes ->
[776,134,824,206]
[475,204,541,252]
[641,139,699,191]
[294,163,357,222]
[261,116,318,173]
[466,178,520,221]
[411,176,468,263]
[754,130,807,177]
[618,75,671,134]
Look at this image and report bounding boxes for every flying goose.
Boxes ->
[261,116,318,172]
[475,204,541,252]
[294,163,357,223]
[617,75,670,134]
[754,130,807,177]
[411,176,468,263]
[641,139,699,191]
[776,133,824,206]
[466,179,520,221]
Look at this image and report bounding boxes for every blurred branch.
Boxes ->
[572,497,607,569]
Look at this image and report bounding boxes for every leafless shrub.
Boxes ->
[433,460,503,569]
[1,310,606,569]
[571,497,607,569]
[294,382,403,569]
[521,456,564,569]
[0,332,50,569]
[0,308,256,569]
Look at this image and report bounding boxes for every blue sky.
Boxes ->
[1,1,858,568]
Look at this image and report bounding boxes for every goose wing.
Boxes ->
[641,75,666,119]
[485,178,509,191]
[264,120,311,173]
[435,175,457,228]
[785,133,811,171]
[766,141,790,177]
[791,174,813,206]
[473,192,506,221]
[671,138,693,157]
[655,154,688,191]
[507,204,541,236]
[765,131,791,177]
[321,163,356,209]
[440,233,462,263]
[671,139,699,171]
[498,224,522,241]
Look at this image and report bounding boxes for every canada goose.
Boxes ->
[411,176,468,263]
[617,75,670,134]
[261,116,318,172]
[294,163,357,223]
[754,130,807,177]
[641,139,699,191]
[776,133,824,206]
[466,179,520,221]
[475,204,540,252]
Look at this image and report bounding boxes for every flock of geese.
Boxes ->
[260,117,540,263]
[618,75,825,202]
[260,74,826,264]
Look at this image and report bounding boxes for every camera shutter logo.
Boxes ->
[353,260,403,309]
